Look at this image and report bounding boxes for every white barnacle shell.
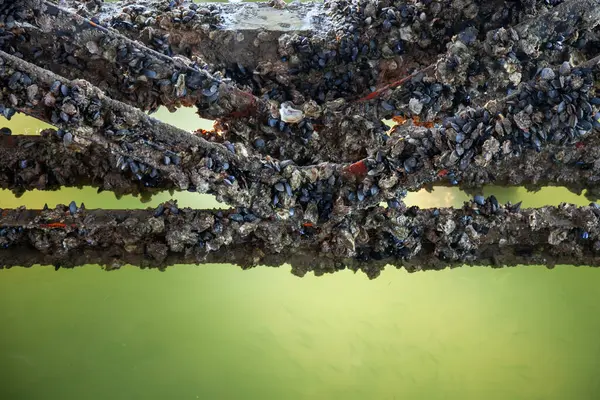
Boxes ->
[279,102,304,124]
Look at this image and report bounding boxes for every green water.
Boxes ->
[2,109,600,400]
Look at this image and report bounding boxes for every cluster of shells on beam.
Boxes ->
[1,0,600,276]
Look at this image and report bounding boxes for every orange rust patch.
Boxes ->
[356,65,435,103]
[392,115,435,128]
[39,222,67,229]
[392,116,409,125]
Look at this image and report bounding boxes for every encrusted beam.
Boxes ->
[3,50,600,223]
[1,0,261,119]
[1,199,600,278]
[72,0,572,103]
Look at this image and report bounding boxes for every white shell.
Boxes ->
[279,102,304,124]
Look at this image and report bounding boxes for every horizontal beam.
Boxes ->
[1,122,600,200]
[1,199,600,278]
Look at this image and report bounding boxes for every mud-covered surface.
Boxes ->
[2,199,600,278]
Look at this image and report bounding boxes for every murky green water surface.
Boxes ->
[2,3,600,397]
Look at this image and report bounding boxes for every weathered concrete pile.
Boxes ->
[0,0,599,276]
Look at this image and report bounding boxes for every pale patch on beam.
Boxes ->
[219,2,329,32]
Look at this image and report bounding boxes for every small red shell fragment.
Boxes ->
[345,160,368,176]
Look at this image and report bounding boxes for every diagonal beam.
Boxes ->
[0,49,301,216]
[3,0,262,119]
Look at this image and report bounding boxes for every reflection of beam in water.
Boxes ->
[1,201,600,278]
